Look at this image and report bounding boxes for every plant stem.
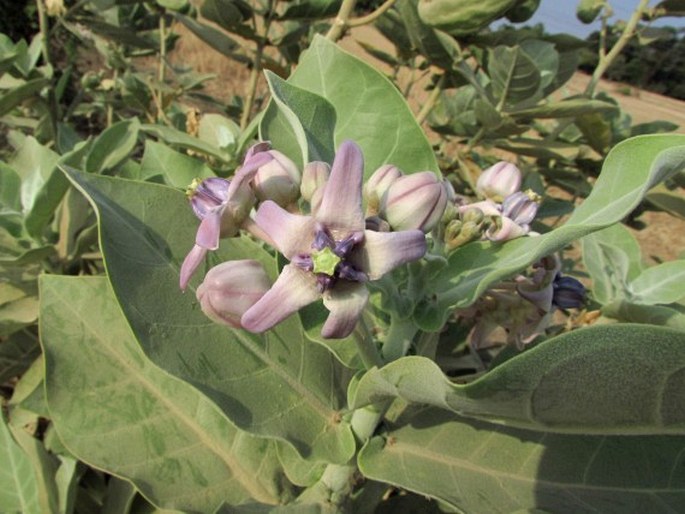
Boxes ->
[381,315,418,362]
[416,74,445,125]
[354,317,384,369]
[36,0,59,140]
[348,0,397,27]
[585,0,650,97]
[326,0,358,42]
[158,11,167,84]
[240,42,264,130]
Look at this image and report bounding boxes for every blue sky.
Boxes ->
[500,0,685,37]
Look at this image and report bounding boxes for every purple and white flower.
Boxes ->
[240,141,427,339]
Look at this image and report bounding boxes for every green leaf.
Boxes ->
[359,407,685,513]
[415,134,685,329]
[628,260,685,305]
[198,113,240,152]
[139,140,214,188]
[352,324,685,434]
[260,71,336,168]
[581,223,643,305]
[494,137,580,160]
[40,275,292,511]
[509,98,618,119]
[287,35,438,177]
[174,13,241,58]
[488,45,541,106]
[0,78,49,117]
[577,0,604,23]
[279,0,342,20]
[602,300,685,330]
[0,410,42,513]
[85,119,141,174]
[0,330,40,383]
[63,169,355,464]
[140,124,231,162]
[647,184,685,219]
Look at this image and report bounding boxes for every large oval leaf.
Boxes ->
[359,407,685,513]
[285,35,438,177]
[351,324,685,434]
[62,168,355,465]
[40,275,290,511]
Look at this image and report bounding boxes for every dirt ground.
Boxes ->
[170,23,685,262]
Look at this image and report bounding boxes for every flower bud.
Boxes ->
[45,0,66,16]
[301,161,330,202]
[476,161,522,201]
[252,150,301,207]
[196,260,271,328]
[502,190,540,226]
[552,275,586,309]
[486,216,529,242]
[380,172,448,233]
[364,164,403,215]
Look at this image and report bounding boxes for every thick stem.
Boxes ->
[326,0,358,42]
[416,74,445,125]
[354,317,384,369]
[381,315,418,362]
[585,0,650,97]
[36,0,59,140]
[158,12,167,84]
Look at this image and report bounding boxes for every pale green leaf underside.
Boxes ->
[352,324,685,434]
[40,275,290,511]
[63,168,355,464]
[0,411,40,513]
[359,407,685,513]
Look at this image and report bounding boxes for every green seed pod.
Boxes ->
[577,0,604,24]
[417,0,519,35]
[505,0,541,23]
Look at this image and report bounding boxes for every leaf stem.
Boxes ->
[416,74,445,125]
[36,0,59,140]
[354,317,384,369]
[381,315,418,362]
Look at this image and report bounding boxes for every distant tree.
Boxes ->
[579,25,685,100]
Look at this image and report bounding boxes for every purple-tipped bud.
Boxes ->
[252,150,301,207]
[364,164,403,214]
[196,260,271,328]
[301,161,330,202]
[553,275,586,309]
[381,172,448,233]
[476,162,522,202]
[502,190,540,226]
[486,216,530,242]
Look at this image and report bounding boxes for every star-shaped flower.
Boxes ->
[240,141,427,339]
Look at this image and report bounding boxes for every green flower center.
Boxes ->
[311,246,342,276]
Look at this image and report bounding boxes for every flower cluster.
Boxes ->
[443,161,542,249]
[181,140,434,339]
[461,254,586,349]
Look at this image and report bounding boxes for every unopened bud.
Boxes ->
[252,150,301,207]
[486,216,529,242]
[381,172,448,233]
[364,164,403,215]
[45,0,66,16]
[301,161,330,202]
[502,190,540,226]
[196,260,271,328]
[476,162,522,201]
[552,275,586,309]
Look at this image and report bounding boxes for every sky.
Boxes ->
[498,0,685,37]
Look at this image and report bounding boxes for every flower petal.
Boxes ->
[195,209,223,250]
[321,282,369,339]
[254,201,315,259]
[241,264,320,333]
[316,140,365,234]
[352,230,427,280]
[180,244,208,290]
[227,151,274,198]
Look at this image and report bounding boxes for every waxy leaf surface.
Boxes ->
[352,324,685,434]
[63,169,355,464]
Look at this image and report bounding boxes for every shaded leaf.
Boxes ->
[63,169,355,464]
[40,275,292,511]
[352,324,685,434]
[628,260,685,305]
[359,407,685,513]
[85,119,141,174]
